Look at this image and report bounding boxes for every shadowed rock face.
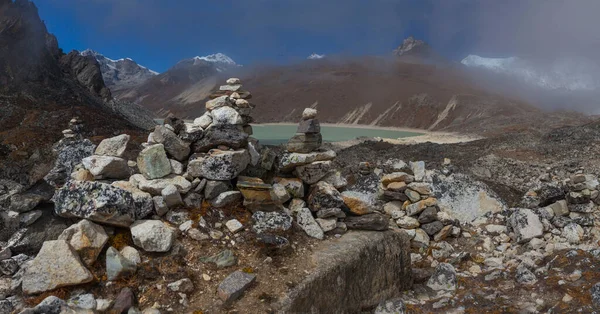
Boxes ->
[276,230,412,313]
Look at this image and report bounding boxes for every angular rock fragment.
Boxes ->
[130,220,176,252]
[95,134,130,157]
[217,271,256,304]
[58,219,108,266]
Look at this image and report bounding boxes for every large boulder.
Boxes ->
[111,181,155,219]
[130,220,176,252]
[58,219,108,266]
[53,181,136,227]
[22,240,93,295]
[276,231,411,313]
[137,144,172,180]
[192,124,249,153]
[152,126,191,161]
[82,155,130,179]
[278,150,336,172]
[188,149,250,180]
[95,134,130,157]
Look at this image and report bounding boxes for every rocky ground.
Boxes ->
[2,76,600,313]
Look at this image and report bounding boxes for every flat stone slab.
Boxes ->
[276,230,411,313]
[217,271,256,304]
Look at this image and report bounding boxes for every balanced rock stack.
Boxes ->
[380,161,460,248]
[62,116,83,138]
[286,108,322,153]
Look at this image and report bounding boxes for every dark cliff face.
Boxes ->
[59,51,112,102]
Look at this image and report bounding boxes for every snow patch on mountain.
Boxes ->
[462,54,600,91]
[308,53,325,60]
[194,53,236,65]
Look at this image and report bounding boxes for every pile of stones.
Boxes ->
[379,161,461,248]
[286,108,321,153]
[62,116,84,139]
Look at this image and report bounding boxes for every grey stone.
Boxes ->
[210,191,242,208]
[58,219,108,266]
[220,84,242,91]
[188,149,250,180]
[217,271,256,304]
[563,223,584,244]
[297,119,320,133]
[421,221,444,236]
[133,173,192,196]
[161,184,183,208]
[211,106,243,125]
[169,159,184,175]
[130,220,176,252]
[96,299,113,312]
[287,133,322,153]
[200,249,238,268]
[168,278,194,293]
[152,126,190,161]
[9,193,44,213]
[226,219,243,233]
[404,189,421,203]
[302,108,318,120]
[271,183,291,204]
[316,208,345,219]
[344,214,389,231]
[315,218,337,232]
[111,181,155,220]
[0,247,11,260]
[68,293,97,310]
[183,192,203,208]
[205,95,230,110]
[295,208,325,239]
[194,114,213,129]
[165,210,190,225]
[19,209,42,227]
[0,259,17,275]
[409,161,425,182]
[204,180,231,199]
[278,150,336,172]
[120,246,141,266]
[548,200,569,216]
[22,296,70,313]
[516,264,537,285]
[374,299,406,314]
[396,216,419,229]
[53,181,136,227]
[179,123,204,142]
[341,191,374,215]
[508,208,544,243]
[273,177,304,198]
[427,263,457,291]
[106,246,136,281]
[307,181,344,212]
[417,206,437,224]
[82,155,130,179]
[192,124,248,153]
[152,196,168,216]
[137,144,172,180]
[252,211,293,234]
[44,138,96,187]
[111,287,135,313]
[591,282,600,307]
[22,240,93,294]
[95,134,130,157]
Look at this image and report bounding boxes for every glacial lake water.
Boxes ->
[252,124,422,145]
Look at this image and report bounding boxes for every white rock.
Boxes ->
[315,218,337,232]
[170,159,184,175]
[226,219,244,233]
[168,278,194,293]
[396,216,420,229]
[58,219,108,266]
[95,134,130,157]
[22,240,93,294]
[211,106,243,125]
[295,208,324,239]
[120,246,141,266]
[194,114,213,129]
[130,220,177,252]
[409,161,426,182]
[82,155,130,179]
[161,184,183,208]
[508,208,543,243]
[302,108,318,120]
[411,228,430,248]
[563,223,584,244]
[485,224,507,234]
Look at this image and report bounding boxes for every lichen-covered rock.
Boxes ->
[307,181,345,212]
[273,177,304,198]
[194,114,213,129]
[237,178,279,212]
[294,208,324,239]
[137,144,172,180]
[44,138,96,187]
[321,171,348,189]
[192,124,249,153]
[204,180,231,199]
[22,240,93,294]
[179,123,204,142]
[188,149,250,180]
[426,263,456,291]
[287,133,323,153]
[130,220,176,252]
[211,106,244,125]
[152,126,190,161]
[210,191,243,208]
[82,155,130,179]
[508,208,543,243]
[374,299,406,314]
[341,191,374,215]
[111,181,155,220]
[278,150,336,172]
[95,134,130,157]
[132,174,192,196]
[53,181,136,227]
[58,219,108,266]
[295,161,332,185]
[252,211,293,234]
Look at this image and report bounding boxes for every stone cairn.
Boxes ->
[62,116,83,139]
[0,78,390,312]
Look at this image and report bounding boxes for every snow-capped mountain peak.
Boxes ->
[194,53,236,65]
[80,49,159,93]
[461,54,600,91]
[307,53,325,60]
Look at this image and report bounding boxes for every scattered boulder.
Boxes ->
[152,126,190,161]
[82,155,130,179]
[22,240,93,294]
[130,220,176,252]
[508,208,544,243]
[95,134,130,157]
[137,144,172,180]
[58,219,108,266]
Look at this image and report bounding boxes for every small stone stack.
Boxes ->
[62,116,83,138]
[286,108,322,153]
[380,161,460,248]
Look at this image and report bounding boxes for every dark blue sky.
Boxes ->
[34,0,600,73]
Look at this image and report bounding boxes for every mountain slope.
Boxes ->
[118,53,238,118]
[0,0,147,185]
[80,49,158,96]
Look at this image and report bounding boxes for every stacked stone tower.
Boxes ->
[286,108,322,153]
